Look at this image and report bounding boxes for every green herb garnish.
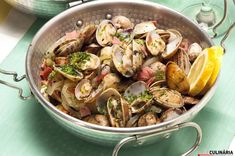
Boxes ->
[60,65,78,76]
[68,52,91,70]
[48,70,57,80]
[125,90,153,104]
[115,32,130,42]
[135,39,145,45]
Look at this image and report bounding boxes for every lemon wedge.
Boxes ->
[199,46,224,95]
[187,48,215,96]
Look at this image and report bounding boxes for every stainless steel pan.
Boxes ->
[0,1,233,156]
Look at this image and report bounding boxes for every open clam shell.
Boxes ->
[130,97,153,113]
[150,87,184,108]
[156,29,171,43]
[84,73,120,104]
[132,41,143,72]
[171,48,191,75]
[83,43,101,54]
[183,96,200,105]
[112,44,134,77]
[75,79,92,101]
[160,108,183,122]
[133,21,156,36]
[126,114,141,127]
[61,80,85,110]
[138,112,160,127]
[112,16,134,29]
[54,65,83,82]
[133,39,148,57]
[96,88,131,127]
[188,42,202,62]
[146,30,165,56]
[166,61,190,94]
[68,52,100,71]
[81,24,97,44]
[100,46,113,62]
[96,20,116,47]
[124,81,153,113]
[84,114,110,126]
[124,81,147,98]
[51,34,84,57]
[162,29,183,59]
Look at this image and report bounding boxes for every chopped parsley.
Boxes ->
[60,65,78,76]
[125,90,153,103]
[115,32,130,42]
[135,39,145,45]
[68,52,91,70]
[48,70,57,80]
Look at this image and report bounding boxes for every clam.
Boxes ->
[52,36,84,57]
[112,44,134,77]
[149,61,166,81]
[124,81,153,113]
[147,105,162,114]
[130,97,153,113]
[160,108,183,122]
[142,57,160,68]
[150,87,184,108]
[81,24,97,44]
[83,43,101,54]
[149,80,166,91]
[54,65,83,82]
[138,112,160,127]
[113,28,134,47]
[84,114,110,126]
[68,52,100,71]
[75,79,92,101]
[156,29,171,43]
[133,39,147,57]
[183,96,200,105]
[61,80,85,110]
[124,81,147,99]
[132,41,144,72]
[85,73,120,104]
[99,46,113,63]
[96,88,131,127]
[96,88,120,114]
[146,30,165,56]
[112,16,134,29]
[96,20,116,47]
[171,48,191,75]
[166,61,189,94]
[101,73,120,89]
[133,21,157,36]
[188,42,202,62]
[162,29,183,59]
[107,96,131,127]
[126,114,141,127]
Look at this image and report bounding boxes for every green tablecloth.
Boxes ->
[0,0,235,156]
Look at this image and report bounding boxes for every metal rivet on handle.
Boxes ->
[76,20,83,27]
[106,13,112,20]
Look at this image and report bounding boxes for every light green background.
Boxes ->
[0,0,235,156]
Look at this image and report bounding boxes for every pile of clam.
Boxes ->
[40,16,203,127]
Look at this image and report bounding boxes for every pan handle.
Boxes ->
[211,0,228,38]
[112,122,202,156]
[220,21,235,53]
[0,69,33,100]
